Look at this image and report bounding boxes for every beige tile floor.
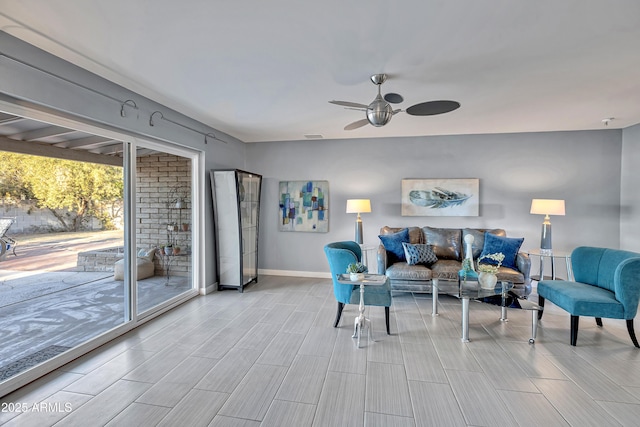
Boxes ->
[1,275,640,426]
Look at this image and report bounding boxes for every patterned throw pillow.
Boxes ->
[402,242,438,266]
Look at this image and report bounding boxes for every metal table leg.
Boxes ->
[432,278,439,317]
[461,297,470,342]
[529,309,539,344]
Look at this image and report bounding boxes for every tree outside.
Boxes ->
[0,152,123,232]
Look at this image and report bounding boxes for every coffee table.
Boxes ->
[432,278,540,343]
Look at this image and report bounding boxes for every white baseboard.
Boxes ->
[259,269,331,279]
[201,282,217,295]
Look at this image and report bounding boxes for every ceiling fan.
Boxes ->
[329,74,460,131]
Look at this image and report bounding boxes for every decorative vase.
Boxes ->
[478,272,498,289]
[350,273,365,282]
[164,246,173,255]
[182,223,189,232]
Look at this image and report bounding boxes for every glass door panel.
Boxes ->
[0,136,125,382]
[135,147,193,314]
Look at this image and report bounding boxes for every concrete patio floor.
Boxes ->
[0,231,191,381]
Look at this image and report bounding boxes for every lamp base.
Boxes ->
[355,220,363,244]
[540,222,552,256]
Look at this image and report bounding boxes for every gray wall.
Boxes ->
[621,123,640,252]
[0,31,247,289]
[247,130,623,275]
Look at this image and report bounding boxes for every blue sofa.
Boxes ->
[537,246,640,347]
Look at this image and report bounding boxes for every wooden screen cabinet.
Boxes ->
[210,169,262,292]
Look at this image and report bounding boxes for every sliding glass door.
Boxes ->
[0,108,200,393]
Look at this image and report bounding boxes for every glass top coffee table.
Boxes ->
[432,279,540,343]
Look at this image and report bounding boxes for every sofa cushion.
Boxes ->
[423,227,462,260]
[402,242,438,266]
[479,233,524,270]
[462,228,506,259]
[430,259,464,280]
[496,266,525,284]
[379,228,410,262]
[386,262,433,281]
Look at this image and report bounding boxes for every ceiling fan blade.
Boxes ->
[329,100,368,109]
[344,118,370,131]
[406,100,461,116]
[384,93,404,104]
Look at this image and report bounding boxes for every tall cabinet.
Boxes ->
[211,169,262,292]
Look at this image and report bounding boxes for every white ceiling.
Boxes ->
[1,1,640,143]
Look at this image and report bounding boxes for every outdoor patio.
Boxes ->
[0,232,191,381]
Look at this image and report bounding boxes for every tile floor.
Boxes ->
[1,275,640,426]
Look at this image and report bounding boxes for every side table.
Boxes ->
[526,249,573,282]
[336,273,387,348]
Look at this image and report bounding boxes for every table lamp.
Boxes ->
[346,199,371,244]
[530,199,565,255]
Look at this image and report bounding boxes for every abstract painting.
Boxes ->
[401,178,479,216]
[279,180,329,232]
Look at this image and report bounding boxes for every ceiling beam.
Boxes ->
[0,136,122,167]
[9,125,78,141]
[0,116,27,126]
[53,135,116,149]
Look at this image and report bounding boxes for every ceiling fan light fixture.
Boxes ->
[366,95,394,126]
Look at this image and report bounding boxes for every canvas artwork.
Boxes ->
[279,180,329,232]
[401,178,479,216]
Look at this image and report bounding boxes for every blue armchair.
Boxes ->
[538,246,640,347]
[324,241,392,334]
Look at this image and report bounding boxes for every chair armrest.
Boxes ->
[516,252,531,283]
[377,244,388,274]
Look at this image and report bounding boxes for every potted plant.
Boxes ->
[346,262,368,281]
[477,252,505,289]
[173,245,181,255]
[163,243,173,255]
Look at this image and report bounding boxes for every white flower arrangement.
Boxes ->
[477,252,505,275]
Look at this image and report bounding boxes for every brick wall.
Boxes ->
[136,154,192,276]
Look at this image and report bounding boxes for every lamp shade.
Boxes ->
[346,199,371,214]
[530,199,565,216]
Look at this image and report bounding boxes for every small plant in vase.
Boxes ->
[346,262,368,281]
[477,252,505,289]
[163,243,173,255]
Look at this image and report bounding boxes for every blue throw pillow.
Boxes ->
[402,242,438,266]
[479,232,524,270]
[379,228,410,262]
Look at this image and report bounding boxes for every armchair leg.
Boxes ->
[595,317,603,327]
[571,315,579,346]
[385,306,390,335]
[538,296,545,320]
[334,302,344,328]
[627,320,639,348]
